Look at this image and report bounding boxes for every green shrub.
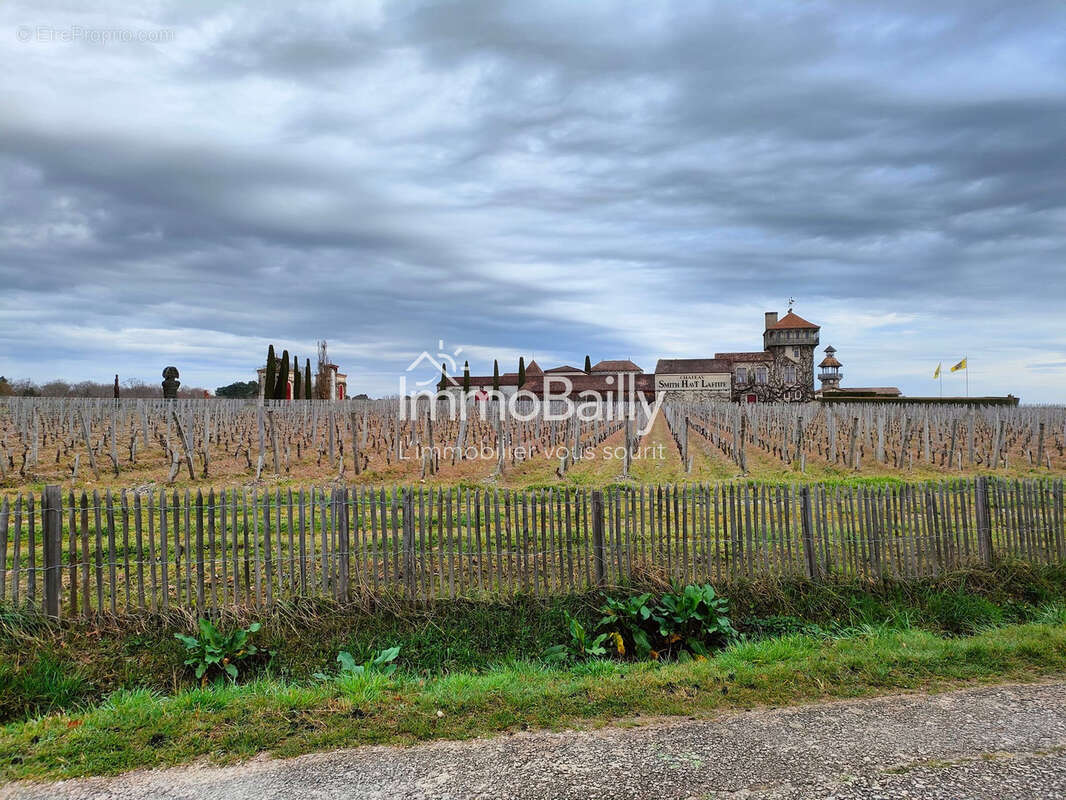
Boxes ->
[314,646,402,705]
[551,584,737,663]
[656,583,737,656]
[175,619,262,685]
[315,646,400,680]
[543,612,613,662]
[598,593,656,659]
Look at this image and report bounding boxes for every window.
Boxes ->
[793,347,800,358]
[735,367,747,384]
[784,365,796,384]
[755,366,768,384]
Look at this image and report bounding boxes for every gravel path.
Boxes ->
[5,681,1066,799]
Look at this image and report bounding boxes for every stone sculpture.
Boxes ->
[162,366,180,399]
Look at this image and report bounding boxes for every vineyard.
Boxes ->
[0,397,1063,494]
[1,396,1065,614]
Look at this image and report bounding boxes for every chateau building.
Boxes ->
[444,310,822,404]
[655,309,820,403]
[442,359,654,399]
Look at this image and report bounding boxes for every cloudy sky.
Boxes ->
[2,0,1064,400]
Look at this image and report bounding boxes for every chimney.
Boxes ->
[764,311,778,331]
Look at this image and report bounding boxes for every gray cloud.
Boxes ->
[0,0,1064,399]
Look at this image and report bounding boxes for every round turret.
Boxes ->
[818,346,843,390]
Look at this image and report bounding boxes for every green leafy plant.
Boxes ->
[657,583,736,656]
[592,585,736,661]
[598,593,656,659]
[543,612,613,662]
[315,646,401,680]
[313,647,401,706]
[174,619,261,686]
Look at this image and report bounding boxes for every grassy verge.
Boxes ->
[3,619,1066,781]
[3,562,1066,781]
[3,562,1066,720]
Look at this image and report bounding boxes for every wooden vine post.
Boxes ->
[42,485,63,618]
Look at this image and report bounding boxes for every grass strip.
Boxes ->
[3,620,1066,782]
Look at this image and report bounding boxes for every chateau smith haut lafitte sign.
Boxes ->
[654,372,731,393]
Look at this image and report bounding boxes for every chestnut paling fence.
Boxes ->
[2,477,1064,617]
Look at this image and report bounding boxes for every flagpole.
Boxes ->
[965,356,969,398]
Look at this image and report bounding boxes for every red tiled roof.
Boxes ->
[443,374,520,388]
[591,359,643,373]
[544,365,584,373]
[819,355,842,368]
[767,311,819,330]
[526,373,653,396]
[524,359,544,375]
[443,372,656,396]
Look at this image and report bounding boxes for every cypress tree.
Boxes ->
[584,354,592,374]
[274,349,290,400]
[462,360,470,392]
[492,359,500,391]
[292,355,302,400]
[438,362,448,390]
[265,345,277,400]
[304,359,312,400]
[518,357,526,387]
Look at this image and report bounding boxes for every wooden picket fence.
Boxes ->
[2,477,1063,617]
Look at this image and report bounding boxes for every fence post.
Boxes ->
[591,490,606,587]
[42,485,62,618]
[332,487,349,602]
[975,476,993,565]
[799,485,819,580]
[402,489,416,598]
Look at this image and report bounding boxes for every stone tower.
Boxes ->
[762,309,820,401]
[818,345,843,391]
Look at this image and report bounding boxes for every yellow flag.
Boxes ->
[933,363,941,379]
[950,358,967,372]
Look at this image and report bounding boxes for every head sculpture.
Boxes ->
[162,366,181,399]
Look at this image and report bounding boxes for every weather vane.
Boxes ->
[787,296,795,312]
